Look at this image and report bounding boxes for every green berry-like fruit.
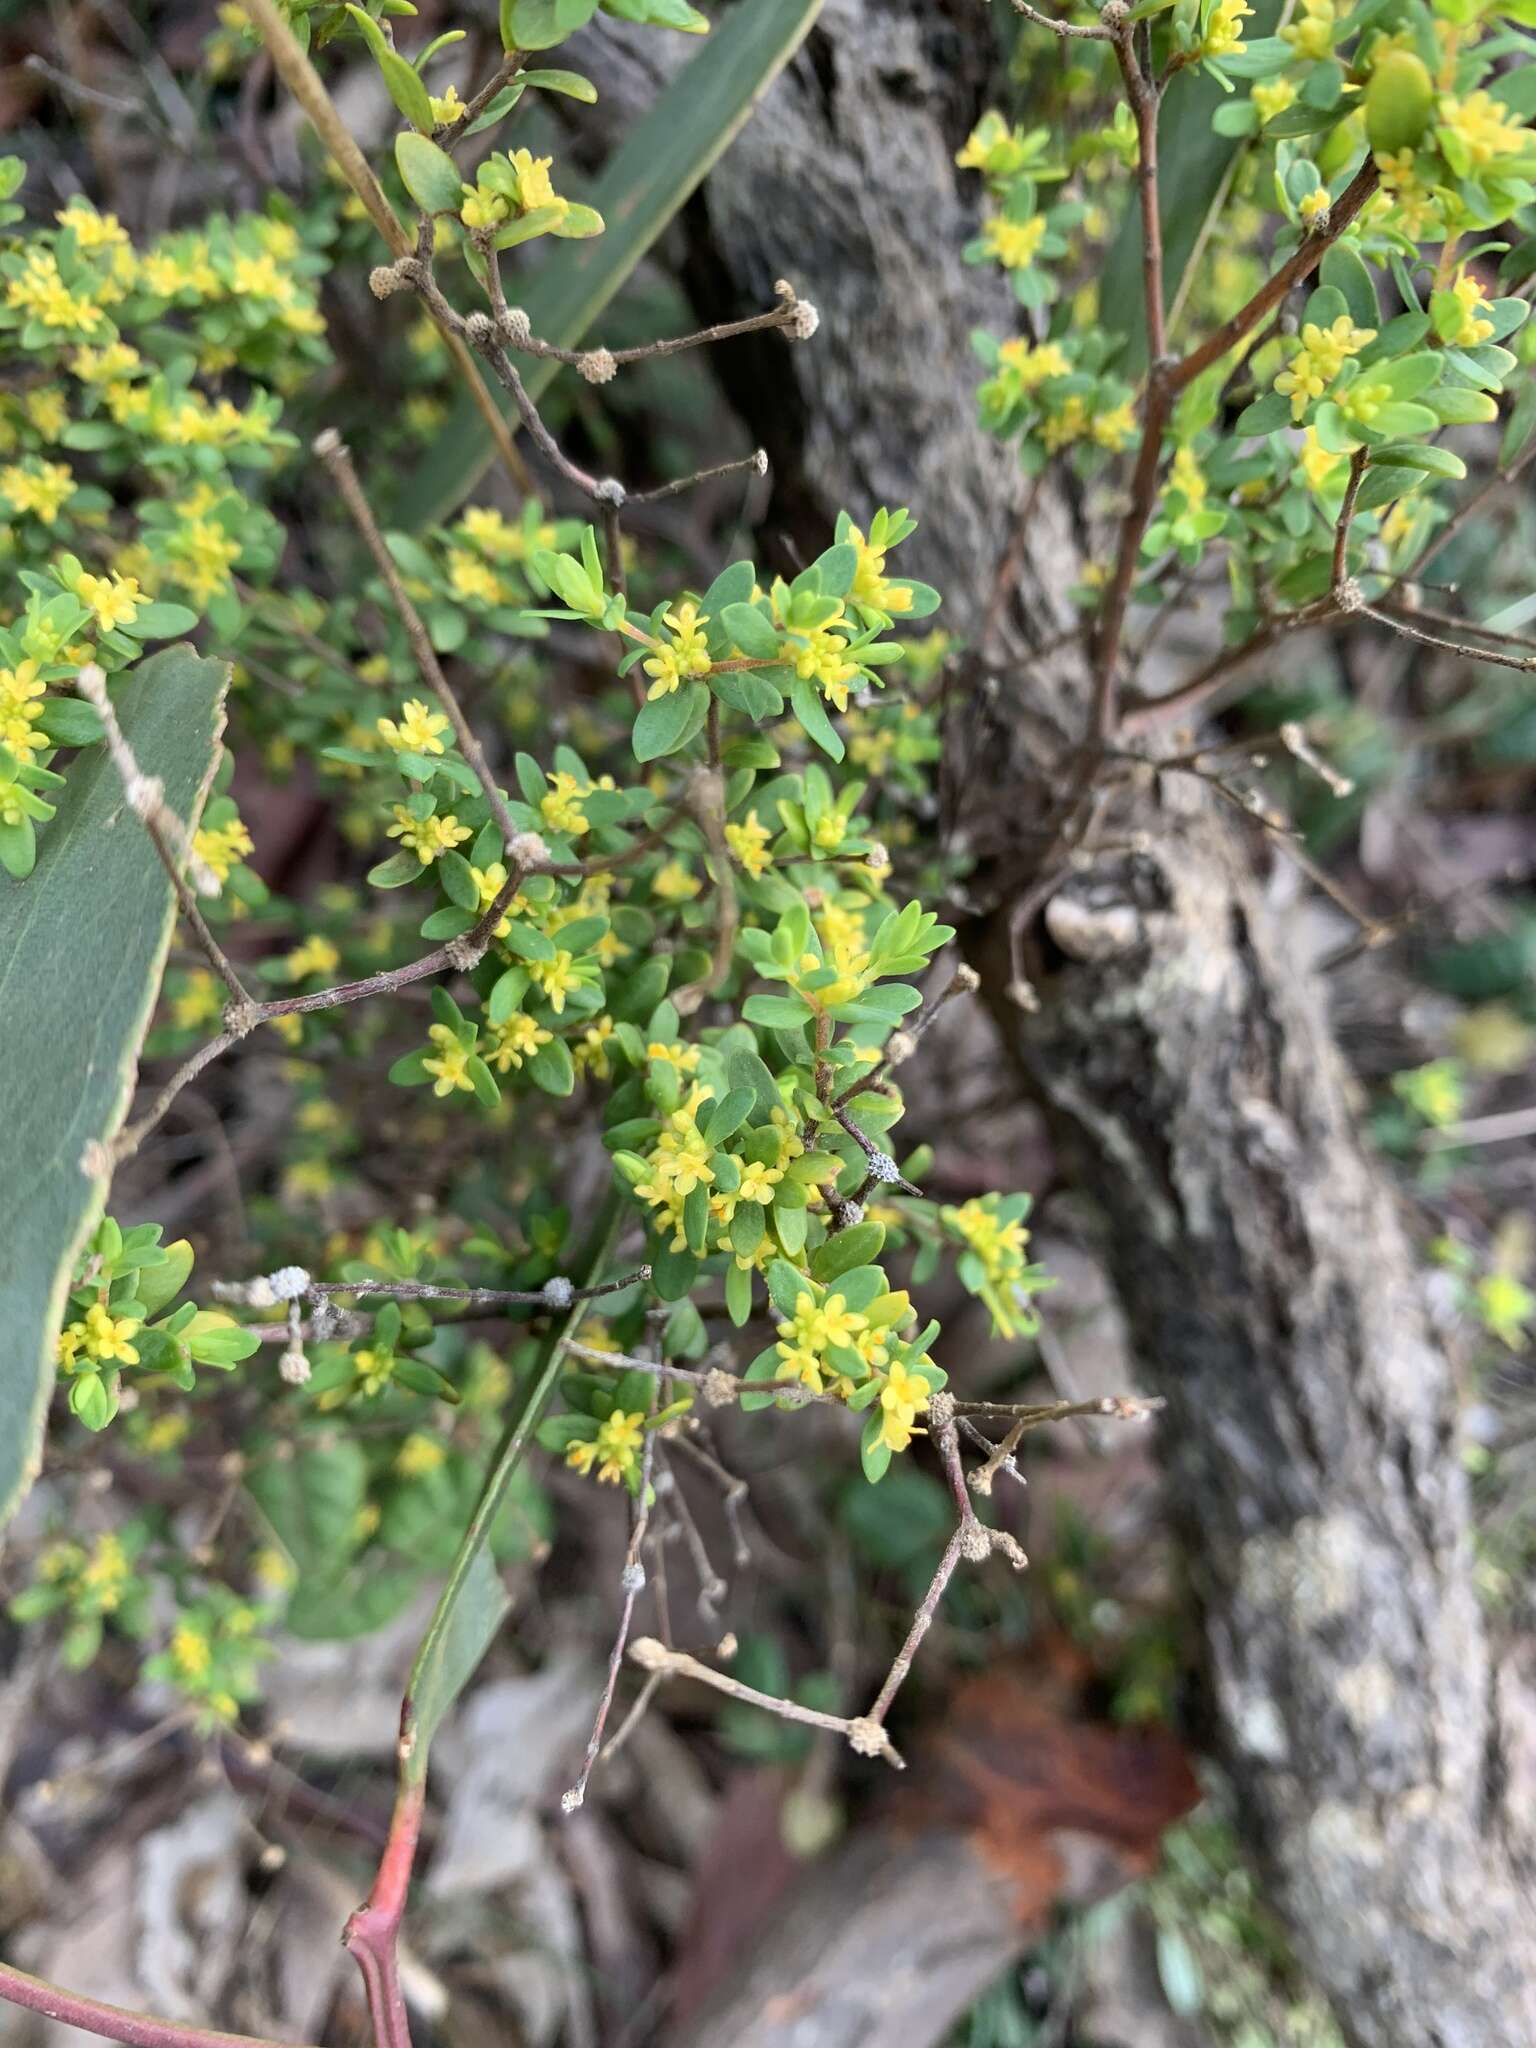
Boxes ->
[1365,49,1436,155]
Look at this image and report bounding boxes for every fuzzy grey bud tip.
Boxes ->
[578,348,617,385]
[268,1266,311,1302]
[508,831,549,868]
[463,311,494,345]
[866,1150,902,1185]
[845,1716,890,1758]
[541,1276,575,1309]
[702,1367,739,1409]
[593,477,626,507]
[785,300,819,340]
[621,1561,646,1594]
[560,1787,584,1814]
[499,306,533,346]
[959,1520,992,1563]
[279,1347,311,1387]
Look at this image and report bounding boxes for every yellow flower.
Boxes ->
[171,1623,212,1682]
[1041,394,1090,450]
[1091,401,1137,452]
[652,859,702,903]
[1298,187,1331,227]
[71,340,141,382]
[1252,77,1298,124]
[5,248,106,334]
[996,338,1071,389]
[485,1010,553,1071]
[396,1431,448,1477]
[725,810,774,878]
[459,188,509,232]
[25,386,69,440]
[429,83,465,125]
[643,599,712,698]
[540,770,589,836]
[1446,269,1495,347]
[76,570,144,632]
[377,699,450,755]
[1439,90,1527,170]
[422,1022,474,1095]
[793,618,860,712]
[386,806,471,864]
[647,1039,701,1073]
[567,1408,646,1485]
[509,148,561,213]
[529,949,581,1013]
[1297,426,1346,493]
[285,935,340,981]
[1168,443,1206,511]
[1280,0,1333,58]
[733,1157,783,1205]
[65,1301,142,1366]
[574,1015,616,1079]
[982,214,1047,270]
[878,1358,931,1452]
[1273,314,1376,421]
[446,548,505,606]
[1201,0,1253,56]
[193,817,255,883]
[845,526,913,615]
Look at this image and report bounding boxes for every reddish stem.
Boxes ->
[0,1961,303,2048]
[341,1773,426,2048]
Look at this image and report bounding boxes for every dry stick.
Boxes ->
[313,430,526,847]
[215,1265,649,1312]
[861,1396,1024,1731]
[498,299,810,372]
[75,664,250,1006]
[668,1428,752,1568]
[625,1636,906,1766]
[628,451,769,507]
[109,868,528,1164]
[1378,598,1536,655]
[1119,594,1336,734]
[1359,599,1536,674]
[563,1409,659,1811]
[1423,1102,1536,1149]
[831,961,979,1108]
[1009,0,1114,37]
[656,1459,728,1615]
[242,0,530,494]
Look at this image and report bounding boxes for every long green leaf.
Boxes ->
[0,646,229,1531]
[398,1190,625,1778]
[403,0,823,527]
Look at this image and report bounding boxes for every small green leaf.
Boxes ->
[633,680,710,762]
[720,602,781,660]
[396,131,466,213]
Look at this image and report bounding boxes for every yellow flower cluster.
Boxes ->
[1440,89,1527,169]
[378,699,450,755]
[1202,0,1253,57]
[1,458,76,526]
[982,214,1047,270]
[847,524,913,615]
[567,1409,646,1485]
[423,1022,474,1096]
[0,659,47,766]
[996,337,1071,389]
[643,600,712,699]
[58,1301,141,1369]
[725,809,774,878]
[387,805,471,864]
[944,1195,1037,1340]
[193,816,255,884]
[1273,314,1376,421]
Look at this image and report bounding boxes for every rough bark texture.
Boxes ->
[573,5,1536,2043]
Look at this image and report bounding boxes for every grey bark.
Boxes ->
[573,5,1536,2045]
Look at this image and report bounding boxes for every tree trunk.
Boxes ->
[572,5,1536,2042]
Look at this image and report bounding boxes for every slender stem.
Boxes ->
[313,430,523,846]
[624,1639,905,1765]
[242,0,528,493]
[341,1780,425,2048]
[563,1399,659,1810]
[1084,22,1166,743]
[1359,598,1536,674]
[1332,447,1369,592]
[0,1962,303,2048]
[1008,0,1114,37]
[627,450,768,507]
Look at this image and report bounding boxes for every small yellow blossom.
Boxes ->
[1252,77,1298,123]
[982,214,1047,270]
[1446,269,1495,347]
[386,806,471,864]
[652,859,702,903]
[1202,0,1253,56]
[996,338,1071,388]
[193,817,255,883]
[528,949,581,1013]
[1273,314,1376,420]
[285,935,340,981]
[422,1022,474,1095]
[567,1408,646,1485]
[396,1432,448,1477]
[76,570,144,632]
[1091,401,1137,452]
[540,770,589,836]
[725,810,774,878]
[485,1010,553,1071]
[377,699,450,755]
